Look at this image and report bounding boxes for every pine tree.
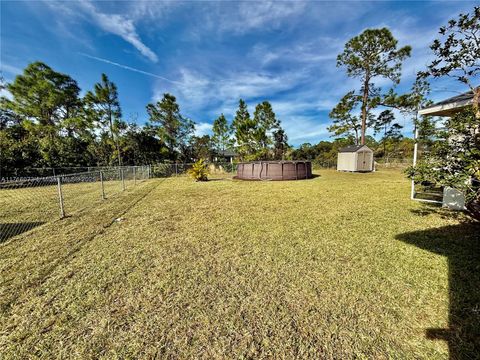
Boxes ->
[328,91,362,144]
[232,99,256,160]
[337,28,411,144]
[146,93,194,162]
[85,73,123,166]
[3,62,82,167]
[253,101,280,158]
[212,113,233,157]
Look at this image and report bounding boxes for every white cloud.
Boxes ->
[282,115,330,143]
[79,1,158,62]
[194,122,213,137]
[249,39,340,66]
[0,64,23,76]
[45,0,158,62]
[216,2,306,34]
[0,88,13,100]
[153,67,309,113]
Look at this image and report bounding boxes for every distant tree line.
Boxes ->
[0,62,289,176]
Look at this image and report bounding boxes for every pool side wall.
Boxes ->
[236,161,312,180]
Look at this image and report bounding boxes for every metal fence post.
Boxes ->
[57,176,65,218]
[175,163,178,176]
[133,166,136,185]
[100,171,106,199]
[121,168,125,191]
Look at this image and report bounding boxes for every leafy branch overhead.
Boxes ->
[418,6,480,118]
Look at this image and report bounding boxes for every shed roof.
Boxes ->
[418,90,478,116]
[338,145,371,153]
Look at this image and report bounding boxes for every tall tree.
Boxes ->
[253,101,280,158]
[146,93,195,162]
[85,73,123,166]
[337,28,411,144]
[272,128,288,160]
[189,135,213,161]
[212,113,233,156]
[232,99,256,160]
[418,6,480,118]
[2,62,82,167]
[328,91,362,144]
[371,110,403,156]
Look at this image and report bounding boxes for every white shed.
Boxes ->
[337,145,374,172]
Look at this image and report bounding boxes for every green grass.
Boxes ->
[1,170,478,359]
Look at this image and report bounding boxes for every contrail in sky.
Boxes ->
[78,53,183,85]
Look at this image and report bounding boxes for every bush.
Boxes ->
[187,159,209,181]
[406,108,480,221]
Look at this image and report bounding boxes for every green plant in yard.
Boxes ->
[410,6,480,220]
[406,108,480,220]
[187,158,209,181]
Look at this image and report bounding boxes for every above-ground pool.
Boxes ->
[235,161,312,181]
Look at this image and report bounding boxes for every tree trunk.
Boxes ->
[384,124,387,156]
[474,86,480,120]
[108,107,121,166]
[360,75,370,145]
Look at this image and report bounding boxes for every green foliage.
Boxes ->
[0,62,187,176]
[85,73,123,165]
[406,109,480,219]
[328,91,362,144]
[232,99,256,159]
[253,101,280,152]
[212,114,233,155]
[418,6,480,92]
[4,62,81,127]
[187,158,209,181]
[231,99,286,160]
[2,62,83,167]
[417,6,479,119]
[189,135,213,161]
[146,93,195,162]
[273,128,288,160]
[335,28,411,144]
[410,7,480,219]
[370,110,403,157]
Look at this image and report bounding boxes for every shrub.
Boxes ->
[188,159,209,181]
[406,108,480,220]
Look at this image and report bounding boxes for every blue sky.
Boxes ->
[0,1,477,145]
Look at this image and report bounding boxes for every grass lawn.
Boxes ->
[0,169,478,359]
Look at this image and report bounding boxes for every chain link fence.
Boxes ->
[150,162,236,178]
[0,166,150,243]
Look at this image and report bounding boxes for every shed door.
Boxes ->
[357,151,371,171]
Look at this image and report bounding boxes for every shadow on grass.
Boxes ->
[396,222,480,359]
[0,222,46,243]
[410,203,470,222]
